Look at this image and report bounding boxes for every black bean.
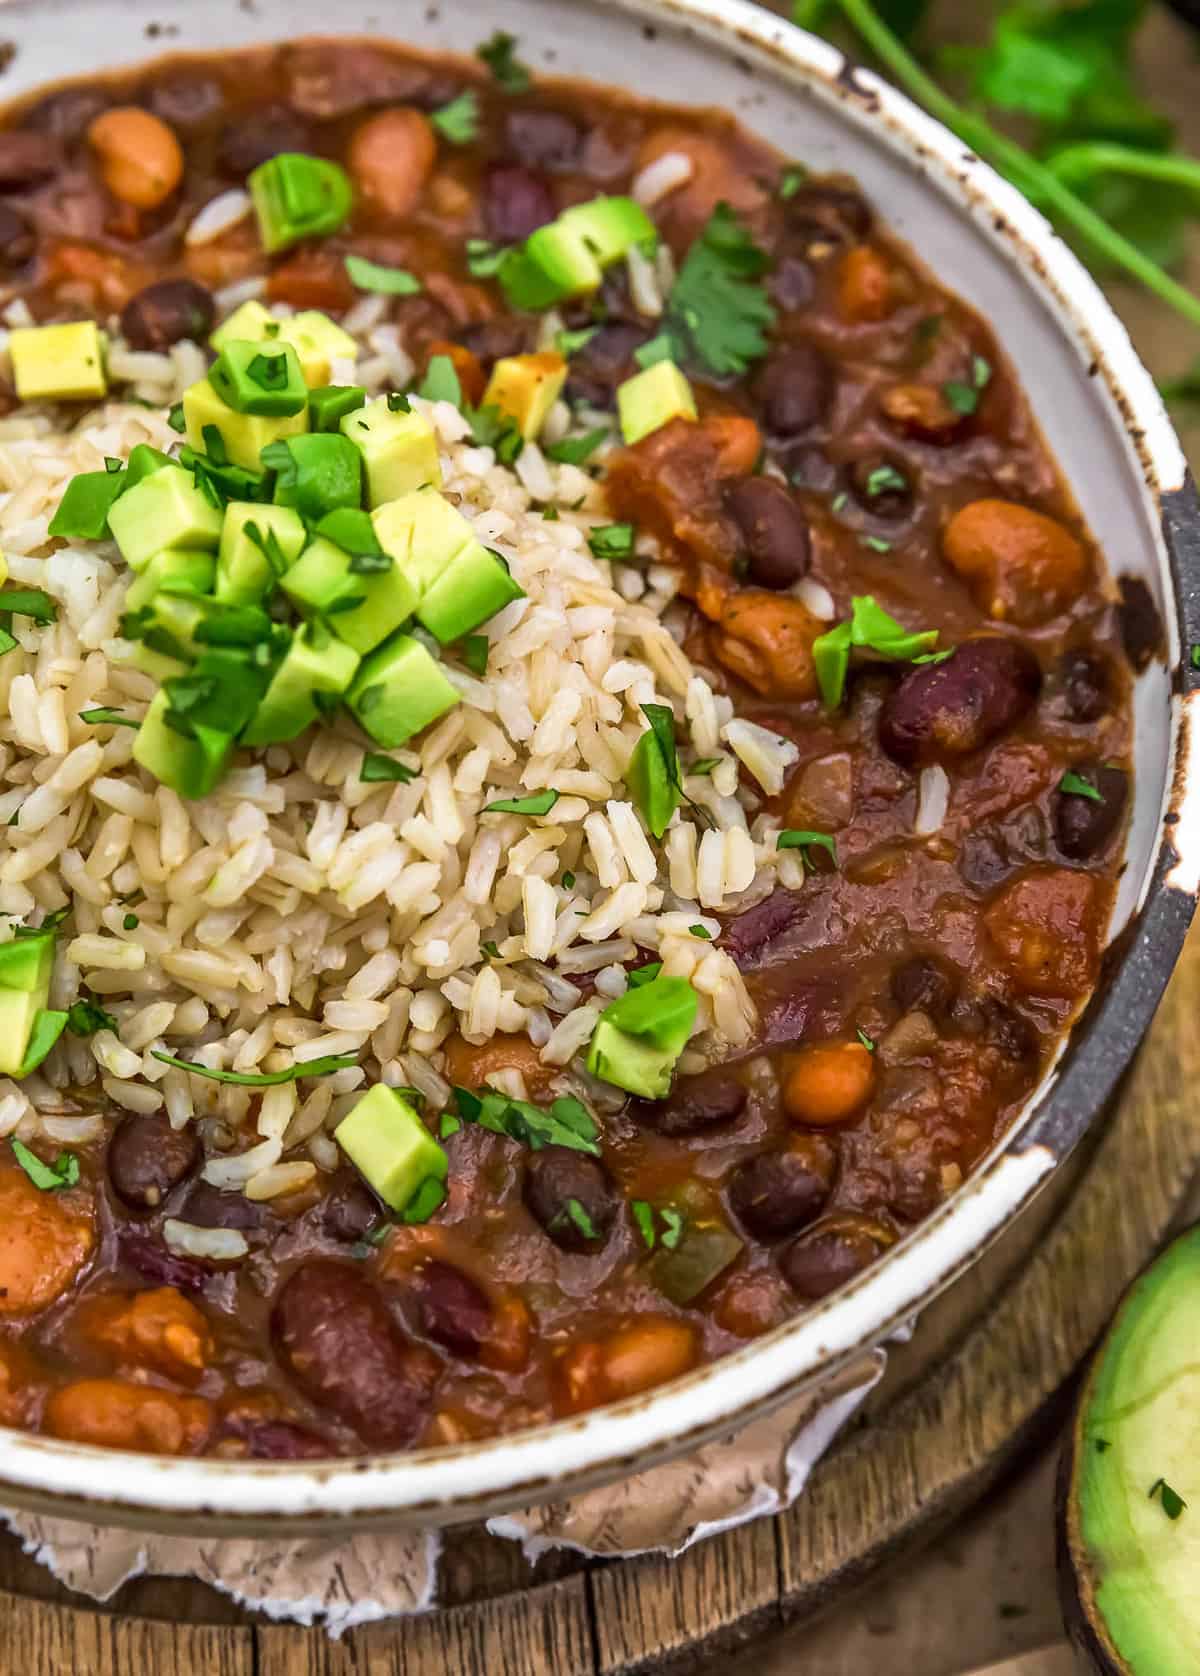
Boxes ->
[0,131,62,189]
[848,454,913,521]
[779,1222,881,1300]
[890,954,958,1019]
[888,1156,941,1222]
[879,637,1042,767]
[1054,764,1128,860]
[1117,575,1163,672]
[0,204,34,271]
[120,279,215,352]
[506,108,581,170]
[108,1111,199,1212]
[459,316,532,368]
[630,1069,748,1137]
[784,181,872,245]
[1058,650,1110,722]
[725,476,811,590]
[565,322,650,409]
[145,74,225,134]
[769,254,816,311]
[728,1141,834,1239]
[20,87,110,141]
[180,1180,268,1233]
[523,1147,617,1251]
[117,1226,210,1293]
[484,163,555,245]
[412,1260,491,1358]
[952,995,1037,1064]
[755,344,834,437]
[218,106,312,179]
[273,1261,440,1449]
[320,1173,381,1243]
[720,888,807,972]
[958,828,1015,894]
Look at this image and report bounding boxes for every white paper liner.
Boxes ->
[0,1348,883,1634]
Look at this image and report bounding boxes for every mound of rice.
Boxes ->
[0,295,808,1209]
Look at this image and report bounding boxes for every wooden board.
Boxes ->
[0,919,1196,1676]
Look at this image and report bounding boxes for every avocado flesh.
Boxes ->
[1068,1223,1200,1674]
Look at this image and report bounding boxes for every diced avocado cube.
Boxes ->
[280,536,418,656]
[183,377,309,474]
[146,591,206,654]
[124,444,175,490]
[48,468,126,541]
[483,351,568,442]
[618,359,698,446]
[416,541,524,644]
[249,154,354,256]
[242,623,360,747]
[133,689,234,800]
[342,399,442,507]
[210,339,308,417]
[268,432,362,523]
[309,384,367,433]
[277,311,359,388]
[125,549,216,613]
[107,464,223,572]
[9,321,107,402]
[586,1021,681,1100]
[372,489,474,596]
[559,195,657,266]
[0,930,56,995]
[524,220,603,298]
[217,503,307,604]
[210,299,275,354]
[124,641,189,683]
[347,632,459,747]
[334,1083,448,1217]
[0,989,45,1077]
[497,247,570,312]
[585,975,698,1099]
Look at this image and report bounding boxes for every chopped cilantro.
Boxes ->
[865,464,908,498]
[11,1138,78,1192]
[150,1050,357,1085]
[1060,770,1103,803]
[360,753,417,784]
[857,1028,876,1053]
[79,707,138,728]
[453,1085,600,1155]
[430,90,480,145]
[689,758,722,777]
[778,164,807,199]
[0,589,56,625]
[689,924,713,940]
[660,1207,685,1250]
[418,354,464,407]
[652,203,776,378]
[552,1197,599,1242]
[627,962,663,989]
[484,790,560,816]
[477,30,531,93]
[465,238,510,278]
[588,522,636,561]
[65,997,117,1037]
[545,428,609,466]
[344,254,422,296]
[777,829,838,870]
[462,634,489,676]
[555,326,599,358]
[632,1199,656,1248]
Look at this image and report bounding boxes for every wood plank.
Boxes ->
[0,1594,253,1676]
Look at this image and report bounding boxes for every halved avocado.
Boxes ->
[1059,1222,1200,1673]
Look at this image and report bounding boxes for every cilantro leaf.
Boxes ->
[11,1138,79,1192]
[483,790,559,816]
[65,997,118,1037]
[452,1085,600,1155]
[150,1050,357,1085]
[477,30,531,93]
[344,254,422,296]
[430,90,480,145]
[659,203,777,378]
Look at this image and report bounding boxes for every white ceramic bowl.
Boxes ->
[0,0,1196,1536]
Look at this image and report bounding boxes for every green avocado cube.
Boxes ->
[210,299,275,355]
[269,432,362,523]
[0,989,44,1077]
[133,689,234,800]
[124,548,216,613]
[334,1084,448,1216]
[124,443,175,491]
[277,311,359,388]
[280,536,418,656]
[183,377,309,474]
[241,623,360,747]
[210,338,308,417]
[416,541,525,644]
[618,359,697,446]
[9,320,107,402]
[524,220,603,298]
[341,399,442,507]
[124,641,190,683]
[559,195,657,266]
[217,503,307,603]
[585,975,699,1099]
[347,632,460,747]
[0,929,56,995]
[107,464,223,572]
[372,489,474,596]
[585,1021,680,1101]
[309,384,367,433]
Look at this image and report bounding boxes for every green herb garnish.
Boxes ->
[812,595,940,708]
[462,634,489,676]
[484,790,560,816]
[361,753,417,784]
[477,30,531,93]
[345,254,422,296]
[1060,770,1103,803]
[150,1050,357,1086]
[777,829,838,870]
[11,1138,78,1192]
[1149,1478,1187,1521]
[430,90,481,145]
[453,1085,600,1155]
[0,589,56,625]
[650,203,776,378]
[545,428,610,467]
[587,522,636,560]
[79,707,139,728]
[65,997,118,1037]
[632,1199,657,1248]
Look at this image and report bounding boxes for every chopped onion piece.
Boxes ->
[632,151,695,207]
[185,188,252,246]
[163,1220,249,1261]
[795,577,836,621]
[915,764,950,836]
[625,244,663,318]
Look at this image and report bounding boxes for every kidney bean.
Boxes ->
[273,1261,440,1450]
[784,180,872,245]
[224,1417,332,1460]
[524,1148,618,1252]
[118,1226,210,1294]
[20,87,110,141]
[878,637,1042,767]
[630,1069,748,1137]
[145,73,225,134]
[484,162,555,245]
[943,499,1087,625]
[45,1378,212,1454]
[108,1111,199,1212]
[848,453,913,520]
[0,130,62,188]
[725,476,811,590]
[217,106,312,179]
[888,1156,941,1222]
[890,954,959,1019]
[120,278,215,351]
[459,316,533,369]
[411,1260,491,1358]
[757,982,838,1048]
[506,108,582,170]
[1057,650,1110,722]
[728,1139,835,1239]
[0,204,34,271]
[779,1222,882,1301]
[721,888,807,971]
[348,107,437,219]
[1054,763,1128,860]
[754,343,833,437]
[321,1173,381,1243]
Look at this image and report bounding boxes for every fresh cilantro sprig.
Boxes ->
[452,1085,600,1155]
[641,203,777,378]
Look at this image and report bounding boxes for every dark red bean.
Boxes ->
[108,1111,199,1212]
[19,87,109,141]
[630,1070,748,1138]
[0,204,34,271]
[273,1261,440,1450]
[320,1173,380,1243]
[0,131,62,189]
[728,1140,834,1239]
[890,954,958,1019]
[411,1260,491,1358]
[145,74,225,134]
[756,981,839,1048]
[878,638,1042,767]
[1117,575,1163,672]
[1057,650,1110,722]
[459,316,532,368]
[117,1227,211,1294]
[523,1147,618,1252]
[180,1181,268,1233]
[1054,764,1128,860]
[484,163,555,245]
[769,254,816,311]
[720,888,807,971]
[283,44,430,119]
[848,454,913,521]
[506,108,581,171]
[784,181,872,245]
[888,1157,941,1222]
[754,344,834,437]
[951,996,1037,1064]
[217,107,312,179]
[779,1223,881,1300]
[224,1417,332,1460]
[120,279,215,352]
[565,322,650,409]
[725,476,811,590]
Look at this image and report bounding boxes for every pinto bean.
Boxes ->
[891,954,959,1019]
[46,1379,212,1454]
[779,1221,883,1300]
[88,107,184,210]
[983,867,1102,999]
[1054,764,1128,861]
[943,499,1088,625]
[0,205,34,272]
[878,637,1042,767]
[273,1261,440,1450]
[728,1138,835,1239]
[411,1260,491,1358]
[754,343,833,437]
[0,130,62,189]
[524,1147,618,1252]
[73,1286,212,1382]
[485,162,555,244]
[348,107,437,219]
[725,476,811,590]
[119,278,215,353]
[0,1163,93,1315]
[108,1110,199,1210]
[1057,650,1110,723]
[880,382,965,442]
[711,591,823,699]
[630,1069,748,1137]
[554,1317,699,1415]
[506,108,582,170]
[782,1041,876,1127]
[218,106,313,178]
